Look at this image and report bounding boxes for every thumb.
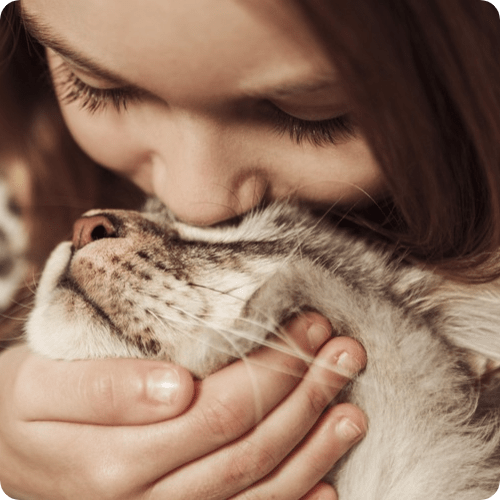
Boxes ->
[5,345,194,425]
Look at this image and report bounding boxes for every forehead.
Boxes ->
[21,0,335,100]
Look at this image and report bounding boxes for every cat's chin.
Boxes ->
[26,242,145,360]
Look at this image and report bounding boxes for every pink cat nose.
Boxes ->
[72,215,116,250]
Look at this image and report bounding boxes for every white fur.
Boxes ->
[26,202,500,499]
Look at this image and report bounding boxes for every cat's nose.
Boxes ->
[72,215,116,250]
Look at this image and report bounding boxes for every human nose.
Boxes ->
[147,121,269,226]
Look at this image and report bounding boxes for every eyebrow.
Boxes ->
[19,5,341,100]
[20,7,131,87]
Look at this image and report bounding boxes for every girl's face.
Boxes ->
[22,0,385,225]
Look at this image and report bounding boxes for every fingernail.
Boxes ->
[147,368,180,404]
[307,323,330,351]
[337,417,363,441]
[337,351,363,378]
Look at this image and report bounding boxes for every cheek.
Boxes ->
[271,138,387,206]
[60,105,149,179]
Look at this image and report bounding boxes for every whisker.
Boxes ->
[147,308,352,388]
[148,304,317,371]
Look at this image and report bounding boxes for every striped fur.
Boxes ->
[27,200,500,499]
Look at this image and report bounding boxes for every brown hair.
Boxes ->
[1,0,500,282]
[0,2,144,269]
[0,3,144,344]
[298,0,500,281]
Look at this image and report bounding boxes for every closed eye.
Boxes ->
[51,60,143,113]
[50,60,357,147]
[265,102,356,147]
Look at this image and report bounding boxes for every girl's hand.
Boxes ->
[0,313,367,500]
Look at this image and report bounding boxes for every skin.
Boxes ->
[28,0,385,225]
[1,0,381,498]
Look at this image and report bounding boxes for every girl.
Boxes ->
[0,0,499,498]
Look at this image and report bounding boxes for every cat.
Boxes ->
[26,198,500,500]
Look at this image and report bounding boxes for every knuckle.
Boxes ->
[11,356,38,418]
[304,448,332,478]
[85,371,123,422]
[85,458,132,500]
[198,395,249,441]
[280,351,309,379]
[305,383,333,415]
[225,439,278,486]
[196,397,249,442]
[10,383,25,421]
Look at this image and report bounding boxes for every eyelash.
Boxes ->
[52,62,141,113]
[267,104,356,147]
[52,62,356,146]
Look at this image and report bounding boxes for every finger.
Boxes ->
[122,312,333,478]
[13,312,329,426]
[147,338,366,499]
[8,345,195,425]
[234,404,366,500]
[2,314,334,499]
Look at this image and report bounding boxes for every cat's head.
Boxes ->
[26,200,328,377]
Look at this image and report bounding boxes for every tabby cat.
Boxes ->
[26,199,500,500]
